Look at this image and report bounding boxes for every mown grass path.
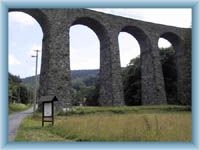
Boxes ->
[9,107,33,141]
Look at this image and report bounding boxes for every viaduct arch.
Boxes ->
[9,8,191,108]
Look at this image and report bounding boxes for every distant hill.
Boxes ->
[22,75,39,85]
[21,69,99,87]
[71,69,99,80]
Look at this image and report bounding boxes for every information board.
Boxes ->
[44,103,52,116]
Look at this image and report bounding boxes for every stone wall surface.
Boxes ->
[9,8,191,108]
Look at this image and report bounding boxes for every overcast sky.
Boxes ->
[8,8,192,78]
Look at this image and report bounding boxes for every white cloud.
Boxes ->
[9,54,21,65]
[91,8,191,28]
[9,12,36,26]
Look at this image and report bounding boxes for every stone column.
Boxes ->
[110,32,124,105]
[141,35,167,104]
[176,29,191,105]
[99,31,124,106]
[39,32,49,98]
[141,50,155,104]
[176,49,187,104]
[150,36,167,104]
[39,25,72,109]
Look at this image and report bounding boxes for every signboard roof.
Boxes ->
[40,96,58,103]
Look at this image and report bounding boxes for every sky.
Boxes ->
[8,8,192,78]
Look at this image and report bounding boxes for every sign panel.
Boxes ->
[44,103,52,116]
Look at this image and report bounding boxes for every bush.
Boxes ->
[9,103,31,114]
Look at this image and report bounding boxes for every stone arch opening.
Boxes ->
[70,17,111,106]
[118,32,140,67]
[9,11,43,76]
[8,10,51,101]
[69,24,100,69]
[69,24,100,106]
[119,26,153,105]
[8,11,44,104]
[158,38,171,49]
[118,31,141,105]
[160,32,183,55]
[9,9,48,34]
[121,26,152,53]
[71,17,110,43]
[158,32,183,104]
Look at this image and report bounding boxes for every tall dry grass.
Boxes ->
[15,106,191,142]
[51,113,191,141]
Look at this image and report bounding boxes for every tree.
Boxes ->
[9,73,21,103]
[19,84,30,104]
[71,75,100,106]
[84,79,100,106]
[160,47,178,104]
[9,73,33,104]
[122,56,141,105]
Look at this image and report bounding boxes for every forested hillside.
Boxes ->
[21,70,99,85]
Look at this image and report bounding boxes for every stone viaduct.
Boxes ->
[9,8,191,107]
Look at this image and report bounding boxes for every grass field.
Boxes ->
[15,105,191,142]
[9,103,32,114]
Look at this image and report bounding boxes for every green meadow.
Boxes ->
[15,105,191,142]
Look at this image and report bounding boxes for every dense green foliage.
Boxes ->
[122,57,141,105]
[9,73,33,104]
[71,75,100,106]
